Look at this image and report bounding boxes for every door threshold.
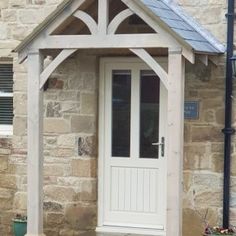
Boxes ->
[96,226,166,236]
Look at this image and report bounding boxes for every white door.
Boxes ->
[99,59,167,234]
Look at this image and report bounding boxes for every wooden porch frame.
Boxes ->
[26,51,45,236]
[129,48,169,89]
[18,0,209,235]
[40,49,77,89]
[107,9,134,34]
[26,48,185,236]
[167,48,185,236]
[73,10,98,35]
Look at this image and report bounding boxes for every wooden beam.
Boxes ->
[18,31,179,62]
[26,51,45,236]
[121,0,196,62]
[40,49,77,89]
[73,10,98,35]
[121,0,160,34]
[98,0,108,34]
[17,0,88,63]
[108,9,134,34]
[182,47,195,64]
[209,55,220,65]
[36,34,178,49]
[129,48,169,90]
[18,48,30,64]
[167,48,185,236]
[44,0,88,35]
[197,54,208,66]
[121,0,181,45]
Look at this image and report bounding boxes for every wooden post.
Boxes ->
[25,51,45,236]
[167,48,185,236]
[98,0,108,34]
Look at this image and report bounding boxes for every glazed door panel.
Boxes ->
[101,61,167,231]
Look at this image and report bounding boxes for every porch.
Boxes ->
[13,0,224,236]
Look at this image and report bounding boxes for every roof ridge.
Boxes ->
[161,0,225,53]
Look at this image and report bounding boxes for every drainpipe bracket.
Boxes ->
[222,127,236,135]
[225,13,236,18]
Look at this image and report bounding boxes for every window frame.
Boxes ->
[0,61,13,136]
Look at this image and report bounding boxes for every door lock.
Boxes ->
[152,137,165,157]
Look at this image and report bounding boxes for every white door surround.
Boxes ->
[97,58,168,235]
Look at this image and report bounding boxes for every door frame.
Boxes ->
[97,57,169,235]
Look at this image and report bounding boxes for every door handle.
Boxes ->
[152,137,165,157]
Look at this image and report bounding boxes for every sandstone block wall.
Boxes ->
[11,53,99,235]
[0,0,62,58]
[183,59,226,236]
[178,0,227,44]
[178,1,229,235]
[0,138,15,235]
[0,0,232,236]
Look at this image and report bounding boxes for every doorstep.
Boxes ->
[79,231,147,236]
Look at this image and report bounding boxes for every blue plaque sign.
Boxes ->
[184,101,199,119]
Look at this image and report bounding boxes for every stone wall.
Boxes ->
[178,1,229,236]
[43,54,98,235]
[11,53,98,235]
[0,137,15,235]
[183,59,226,236]
[0,0,62,58]
[0,0,232,235]
[178,0,227,44]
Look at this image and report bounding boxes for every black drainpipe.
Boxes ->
[222,0,235,228]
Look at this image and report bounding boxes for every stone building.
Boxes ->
[0,0,232,236]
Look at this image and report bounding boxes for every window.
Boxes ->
[0,63,13,135]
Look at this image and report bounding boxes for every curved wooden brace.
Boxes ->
[73,10,98,35]
[108,9,134,34]
[40,49,77,89]
[130,48,169,90]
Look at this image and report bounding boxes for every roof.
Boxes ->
[141,0,225,54]
[14,0,225,54]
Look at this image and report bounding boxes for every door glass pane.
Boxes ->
[112,70,131,157]
[140,70,160,159]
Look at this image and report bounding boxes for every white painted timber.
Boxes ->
[121,0,195,64]
[0,125,13,136]
[37,34,178,49]
[98,59,167,234]
[17,0,87,63]
[197,54,208,66]
[121,0,161,34]
[73,10,98,35]
[98,0,108,34]
[120,0,180,45]
[166,48,185,236]
[107,9,134,34]
[40,49,77,89]
[26,51,45,236]
[81,232,164,236]
[96,226,166,235]
[41,0,87,35]
[129,48,169,89]
[182,47,195,64]
[110,167,158,213]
